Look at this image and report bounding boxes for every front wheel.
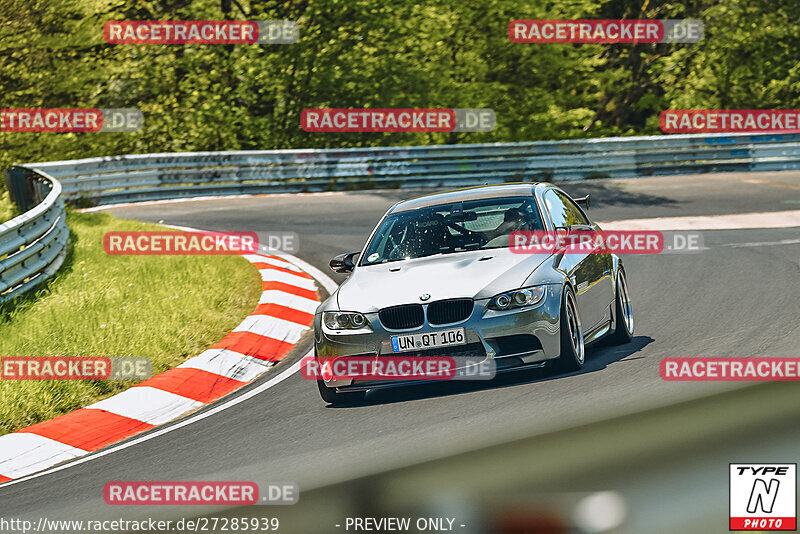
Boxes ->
[607,268,634,345]
[317,379,366,405]
[552,286,585,373]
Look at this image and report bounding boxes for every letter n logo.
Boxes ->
[748,479,779,513]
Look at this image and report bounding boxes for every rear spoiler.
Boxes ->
[574,194,590,209]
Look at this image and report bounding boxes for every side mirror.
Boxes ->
[574,194,590,209]
[329,252,359,273]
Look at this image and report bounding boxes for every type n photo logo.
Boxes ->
[730,464,796,531]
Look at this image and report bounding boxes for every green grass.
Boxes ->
[0,211,261,435]
[0,190,18,223]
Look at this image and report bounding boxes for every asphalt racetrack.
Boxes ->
[2,171,799,528]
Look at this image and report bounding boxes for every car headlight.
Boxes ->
[323,311,371,330]
[487,286,546,310]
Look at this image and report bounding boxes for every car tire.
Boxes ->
[317,379,366,405]
[607,268,634,345]
[553,285,585,373]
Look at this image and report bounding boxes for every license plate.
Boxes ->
[390,328,466,353]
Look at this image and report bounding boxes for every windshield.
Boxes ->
[360,196,544,265]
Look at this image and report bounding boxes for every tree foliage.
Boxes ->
[1,0,798,189]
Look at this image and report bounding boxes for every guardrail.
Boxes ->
[14,131,800,206]
[4,131,800,301]
[1,168,69,302]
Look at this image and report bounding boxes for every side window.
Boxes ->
[556,191,590,226]
[543,190,589,227]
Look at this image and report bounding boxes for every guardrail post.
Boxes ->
[4,166,38,212]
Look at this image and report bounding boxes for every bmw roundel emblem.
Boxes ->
[420,293,431,301]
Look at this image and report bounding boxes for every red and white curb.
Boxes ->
[0,253,319,483]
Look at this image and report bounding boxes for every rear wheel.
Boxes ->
[317,379,366,405]
[607,268,634,345]
[553,286,585,373]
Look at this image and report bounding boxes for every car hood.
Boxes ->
[335,248,551,312]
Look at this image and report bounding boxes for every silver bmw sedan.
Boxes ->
[314,183,634,404]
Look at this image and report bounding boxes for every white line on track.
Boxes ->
[721,238,800,248]
[599,209,800,231]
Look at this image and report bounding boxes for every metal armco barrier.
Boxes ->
[1,168,69,302]
[3,131,800,300]
[14,131,800,206]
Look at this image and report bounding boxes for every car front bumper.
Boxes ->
[314,284,564,390]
